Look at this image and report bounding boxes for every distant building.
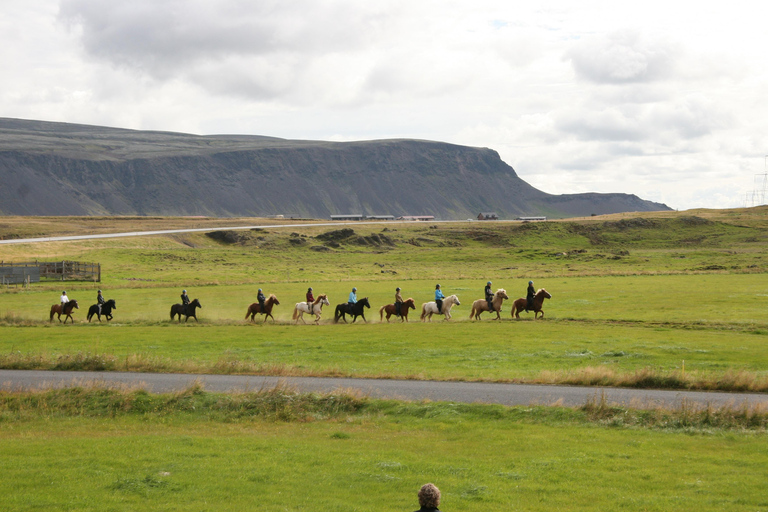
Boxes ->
[397,215,435,221]
[517,216,546,222]
[365,215,396,220]
[477,212,499,220]
[331,214,364,221]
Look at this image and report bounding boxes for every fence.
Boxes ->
[0,260,100,284]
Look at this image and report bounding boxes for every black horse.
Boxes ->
[334,297,371,323]
[87,299,117,322]
[170,299,202,322]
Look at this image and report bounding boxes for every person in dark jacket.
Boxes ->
[484,281,494,312]
[526,280,535,310]
[306,287,314,313]
[181,289,190,305]
[257,288,266,312]
[414,483,441,512]
[97,289,105,315]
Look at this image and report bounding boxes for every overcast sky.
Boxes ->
[3,0,768,210]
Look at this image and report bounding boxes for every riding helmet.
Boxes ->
[183,289,187,293]
[98,289,102,293]
[487,281,491,285]
[396,287,401,291]
[529,281,533,285]
[436,284,441,289]
[352,287,357,291]
[258,288,262,292]
[62,291,66,294]
[308,287,313,291]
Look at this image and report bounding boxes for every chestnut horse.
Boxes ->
[379,298,416,322]
[50,300,79,323]
[245,294,280,323]
[510,288,551,319]
[469,289,509,320]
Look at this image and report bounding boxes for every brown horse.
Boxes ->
[510,288,552,319]
[469,289,509,320]
[379,298,416,322]
[245,294,280,323]
[50,300,79,323]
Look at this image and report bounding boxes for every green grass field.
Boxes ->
[2,209,768,511]
[2,386,768,512]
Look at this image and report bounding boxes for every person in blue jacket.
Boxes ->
[348,287,358,305]
[435,284,445,313]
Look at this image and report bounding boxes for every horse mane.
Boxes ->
[313,294,326,304]
[404,297,415,304]
[495,288,506,295]
[269,294,277,299]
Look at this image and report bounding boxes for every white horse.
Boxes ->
[421,294,460,321]
[292,294,330,324]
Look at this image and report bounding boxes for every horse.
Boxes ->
[421,294,460,321]
[334,297,371,323]
[87,299,117,322]
[170,298,202,322]
[379,298,416,323]
[510,289,552,319]
[245,294,280,323]
[292,294,330,324]
[469,289,509,320]
[50,300,79,323]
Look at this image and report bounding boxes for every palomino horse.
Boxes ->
[469,289,509,320]
[50,300,79,323]
[379,298,416,323]
[421,294,460,321]
[334,297,371,323]
[245,294,280,323]
[292,294,330,324]
[87,299,117,322]
[171,298,202,322]
[510,289,552,319]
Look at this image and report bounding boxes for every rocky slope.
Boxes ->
[0,118,670,218]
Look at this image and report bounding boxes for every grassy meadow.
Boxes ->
[2,209,768,511]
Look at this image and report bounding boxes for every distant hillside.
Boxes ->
[0,118,670,218]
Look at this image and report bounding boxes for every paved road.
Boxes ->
[2,369,766,409]
[0,219,478,245]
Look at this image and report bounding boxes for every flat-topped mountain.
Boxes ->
[0,118,670,218]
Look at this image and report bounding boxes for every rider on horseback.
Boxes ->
[435,284,445,313]
[181,289,190,305]
[526,281,535,310]
[306,287,314,313]
[257,288,266,313]
[395,287,403,317]
[97,289,105,315]
[348,287,358,305]
[60,291,69,311]
[485,281,494,312]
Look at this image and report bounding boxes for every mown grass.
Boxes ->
[1,386,768,512]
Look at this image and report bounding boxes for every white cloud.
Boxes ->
[0,0,766,211]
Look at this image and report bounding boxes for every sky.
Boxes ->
[2,0,768,211]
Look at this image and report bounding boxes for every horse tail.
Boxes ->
[420,303,427,321]
[245,306,251,320]
[170,306,175,320]
[292,306,299,320]
[469,305,475,320]
[333,307,340,323]
[379,305,386,321]
[50,306,55,322]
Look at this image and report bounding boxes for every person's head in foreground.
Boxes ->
[417,483,440,510]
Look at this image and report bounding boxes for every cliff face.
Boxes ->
[0,118,670,218]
